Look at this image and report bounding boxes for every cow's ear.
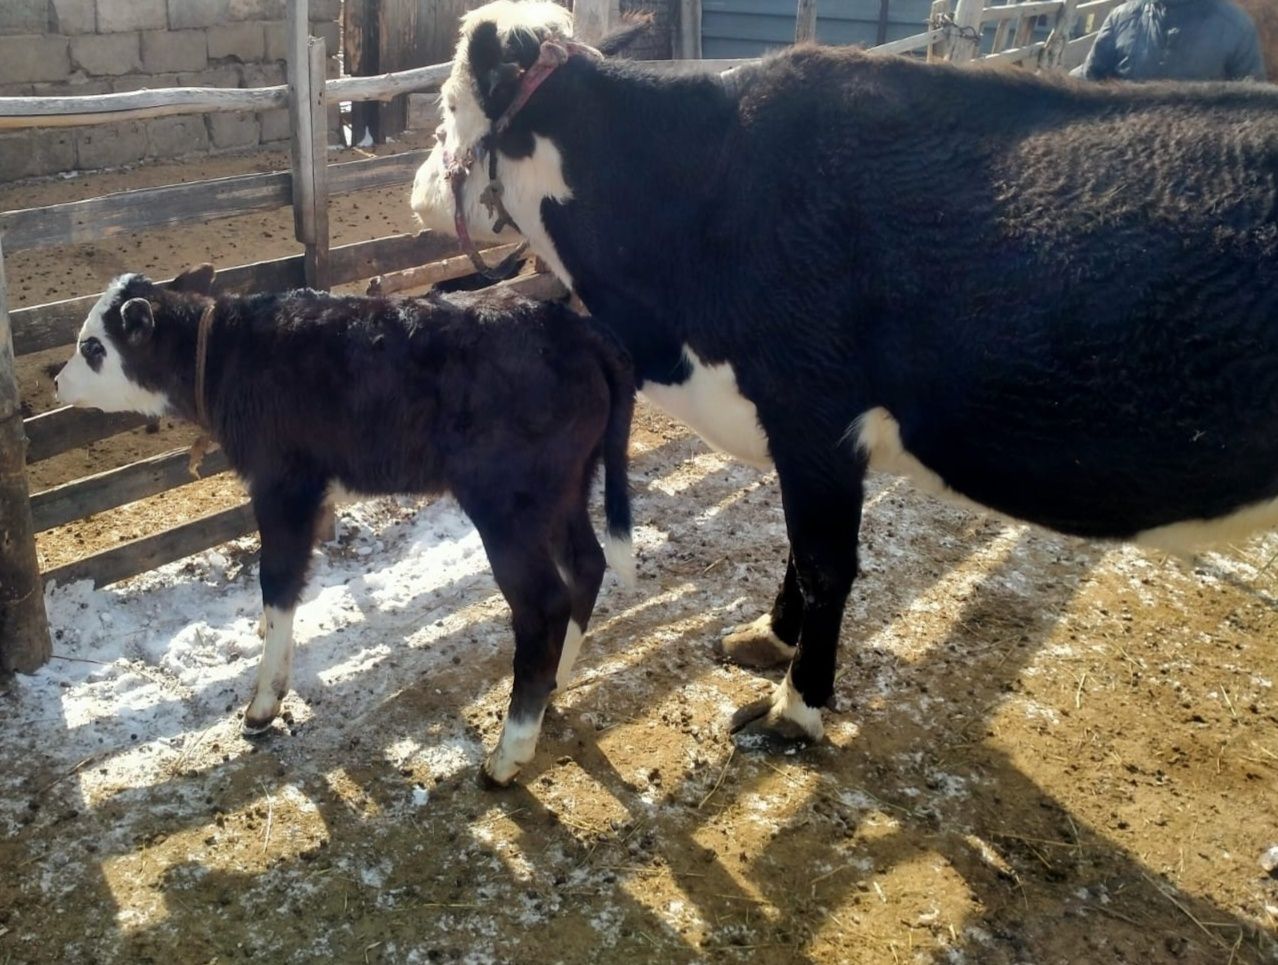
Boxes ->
[120,297,155,345]
[169,263,216,294]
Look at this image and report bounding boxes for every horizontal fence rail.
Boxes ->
[0,150,429,255]
[0,65,455,131]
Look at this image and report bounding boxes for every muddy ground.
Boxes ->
[2,148,1278,964]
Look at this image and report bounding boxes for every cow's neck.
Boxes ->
[499,62,739,383]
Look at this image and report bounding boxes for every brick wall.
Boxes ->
[0,0,342,182]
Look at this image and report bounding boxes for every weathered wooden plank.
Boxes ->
[982,1,1064,21]
[0,149,428,257]
[982,39,1046,64]
[24,407,148,465]
[677,0,704,59]
[0,171,293,254]
[366,243,522,295]
[496,271,568,301]
[949,0,985,61]
[0,235,52,671]
[876,27,944,55]
[42,503,257,590]
[795,0,819,42]
[31,445,233,533]
[328,64,453,103]
[12,231,459,357]
[574,0,621,44]
[289,0,316,248]
[329,231,463,286]
[0,86,288,131]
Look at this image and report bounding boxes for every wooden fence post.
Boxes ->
[575,0,620,45]
[287,0,330,290]
[1041,0,1079,69]
[676,0,702,59]
[0,234,52,674]
[795,0,818,43]
[928,0,952,61]
[948,0,985,61]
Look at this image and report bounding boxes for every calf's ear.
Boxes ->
[120,297,155,345]
[169,263,216,295]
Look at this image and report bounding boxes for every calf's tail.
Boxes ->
[595,326,636,586]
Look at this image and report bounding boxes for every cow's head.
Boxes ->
[410,0,575,244]
[55,264,216,415]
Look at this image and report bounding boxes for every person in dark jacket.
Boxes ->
[1074,0,1265,81]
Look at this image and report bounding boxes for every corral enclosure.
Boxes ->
[2,1,1278,962]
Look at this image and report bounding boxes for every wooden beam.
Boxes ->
[795,0,818,43]
[298,33,331,289]
[12,230,460,360]
[982,1,1064,20]
[42,503,257,590]
[0,235,51,673]
[24,408,148,465]
[0,171,292,254]
[327,63,452,103]
[0,150,428,256]
[366,243,523,295]
[575,0,620,44]
[677,0,703,59]
[928,0,951,61]
[949,0,986,61]
[0,86,288,131]
[877,27,946,55]
[31,445,233,533]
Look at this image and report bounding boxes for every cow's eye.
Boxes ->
[80,336,105,361]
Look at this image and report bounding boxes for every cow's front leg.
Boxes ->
[243,476,326,735]
[719,551,802,667]
[731,457,863,747]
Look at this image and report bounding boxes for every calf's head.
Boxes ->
[55,264,216,416]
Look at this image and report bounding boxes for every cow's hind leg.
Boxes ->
[719,551,802,668]
[476,520,573,788]
[243,476,326,734]
[555,504,607,691]
[731,455,863,747]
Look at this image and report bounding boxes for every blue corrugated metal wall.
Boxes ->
[701,0,936,58]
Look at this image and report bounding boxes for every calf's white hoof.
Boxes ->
[718,615,796,668]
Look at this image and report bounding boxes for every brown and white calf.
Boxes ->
[55,266,635,786]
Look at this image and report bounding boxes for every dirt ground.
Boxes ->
[3,148,1278,964]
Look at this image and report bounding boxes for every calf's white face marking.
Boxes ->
[408,0,577,288]
[56,275,170,417]
[641,347,772,469]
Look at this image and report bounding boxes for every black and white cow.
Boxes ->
[410,0,1278,746]
[55,267,634,785]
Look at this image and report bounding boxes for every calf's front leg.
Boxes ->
[731,453,864,746]
[243,476,326,734]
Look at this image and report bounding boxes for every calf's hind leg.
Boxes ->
[554,504,607,691]
[243,476,327,734]
[474,516,574,787]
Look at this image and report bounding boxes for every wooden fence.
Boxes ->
[0,0,1115,673]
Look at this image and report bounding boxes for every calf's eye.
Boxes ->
[80,336,105,362]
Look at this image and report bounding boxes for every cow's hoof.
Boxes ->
[478,757,519,789]
[717,615,796,669]
[241,715,275,737]
[729,675,824,750]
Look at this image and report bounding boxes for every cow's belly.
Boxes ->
[855,407,1278,553]
[640,348,772,469]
